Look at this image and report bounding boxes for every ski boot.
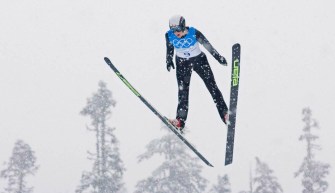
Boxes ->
[168,118,185,132]
[223,112,229,125]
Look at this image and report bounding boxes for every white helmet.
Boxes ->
[169,15,186,32]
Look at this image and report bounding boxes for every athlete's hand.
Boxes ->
[218,56,227,66]
[166,60,175,71]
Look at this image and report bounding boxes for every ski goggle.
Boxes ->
[170,25,183,32]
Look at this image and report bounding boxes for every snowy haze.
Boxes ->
[1,0,335,192]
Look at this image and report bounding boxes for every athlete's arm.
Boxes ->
[195,29,222,61]
[165,33,174,62]
[165,33,175,71]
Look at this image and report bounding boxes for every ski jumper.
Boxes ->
[165,27,228,124]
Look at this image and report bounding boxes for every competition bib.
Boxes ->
[167,27,202,58]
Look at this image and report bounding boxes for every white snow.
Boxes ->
[1,0,335,192]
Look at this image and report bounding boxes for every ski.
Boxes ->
[225,43,241,165]
[104,57,214,167]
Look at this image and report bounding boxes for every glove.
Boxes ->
[166,60,175,72]
[218,56,227,66]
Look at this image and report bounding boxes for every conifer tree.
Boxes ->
[209,174,231,193]
[134,126,207,193]
[76,81,126,193]
[254,157,283,193]
[1,140,38,193]
[295,108,330,193]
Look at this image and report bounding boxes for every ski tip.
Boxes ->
[104,57,109,62]
[233,43,240,47]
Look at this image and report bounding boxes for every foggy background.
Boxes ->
[1,0,334,192]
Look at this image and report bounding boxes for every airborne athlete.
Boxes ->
[104,14,240,166]
[166,15,229,131]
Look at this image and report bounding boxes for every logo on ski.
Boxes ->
[116,72,141,97]
[232,59,240,87]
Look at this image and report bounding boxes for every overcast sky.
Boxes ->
[1,0,335,192]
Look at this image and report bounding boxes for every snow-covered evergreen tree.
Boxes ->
[209,174,231,193]
[254,157,283,193]
[134,126,207,193]
[0,140,38,193]
[295,107,330,193]
[76,81,126,193]
[238,165,253,193]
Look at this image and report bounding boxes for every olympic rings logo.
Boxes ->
[172,38,194,48]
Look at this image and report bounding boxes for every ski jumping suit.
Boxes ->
[165,27,228,124]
